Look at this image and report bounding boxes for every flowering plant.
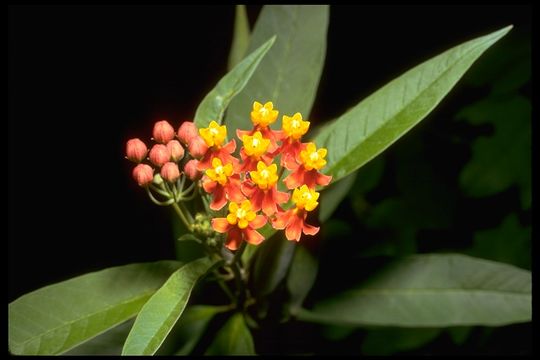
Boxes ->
[9,5,531,356]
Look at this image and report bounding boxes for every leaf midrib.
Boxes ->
[325,34,498,178]
[10,290,155,354]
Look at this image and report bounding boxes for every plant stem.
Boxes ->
[171,202,192,231]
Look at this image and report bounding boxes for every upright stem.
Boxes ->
[171,202,192,231]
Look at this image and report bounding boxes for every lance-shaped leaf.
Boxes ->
[314,25,512,183]
[297,254,531,327]
[122,257,219,355]
[194,36,276,128]
[225,5,329,131]
[8,261,181,355]
[205,313,255,355]
[227,5,251,70]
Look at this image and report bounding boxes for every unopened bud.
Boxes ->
[153,120,175,144]
[149,144,171,167]
[167,140,185,162]
[126,138,148,163]
[188,136,209,158]
[177,121,199,145]
[184,159,202,181]
[161,162,181,183]
[132,164,154,186]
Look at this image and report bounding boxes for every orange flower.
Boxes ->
[197,121,239,171]
[202,158,244,210]
[239,131,273,172]
[241,161,289,216]
[237,101,284,152]
[212,200,267,250]
[283,142,332,189]
[272,185,320,241]
[276,113,310,166]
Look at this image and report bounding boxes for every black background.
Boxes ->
[8,3,531,340]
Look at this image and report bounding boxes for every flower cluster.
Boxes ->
[126,101,332,251]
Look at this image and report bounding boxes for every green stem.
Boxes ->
[230,261,246,309]
[171,202,192,231]
[146,187,174,206]
[229,241,247,266]
[178,201,194,224]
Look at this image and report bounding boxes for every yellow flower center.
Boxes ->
[250,161,278,190]
[282,112,310,140]
[205,158,233,185]
[199,120,227,147]
[251,101,278,128]
[242,131,270,157]
[300,142,327,170]
[292,185,320,212]
[226,200,257,229]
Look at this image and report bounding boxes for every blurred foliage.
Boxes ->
[309,31,531,355]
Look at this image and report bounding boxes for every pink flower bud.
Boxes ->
[166,140,185,162]
[184,159,202,181]
[126,138,148,163]
[188,136,209,158]
[177,121,199,145]
[132,164,154,186]
[149,144,171,166]
[153,120,175,144]
[161,162,181,183]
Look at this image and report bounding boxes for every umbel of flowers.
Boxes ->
[125,101,332,250]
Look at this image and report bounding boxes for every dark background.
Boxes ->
[8,4,532,354]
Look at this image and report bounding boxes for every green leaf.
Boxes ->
[64,319,134,355]
[287,244,319,313]
[458,95,531,209]
[227,5,251,71]
[467,214,531,270]
[194,35,276,128]
[297,254,531,327]
[205,313,255,355]
[318,171,357,222]
[225,5,329,131]
[361,328,441,355]
[314,25,512,183]
[161,305,227,355]
[122,257,219,355]
[8,261,181,355]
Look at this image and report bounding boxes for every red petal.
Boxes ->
[271,210,291,230]
[243,228,264,245]
[262,189,277,216]
[316,172,333,187]
[236,129,252,140]
[210,185,227,210]
[197,152,213,171]
[302,222,320,236]
[285,214,303,242]
[225,181,245,203]
[249,188,265,212]
[202,177,217,193]
[241,181,257,197]
[283,154,301,171]
[303,169,319,189]
[273,187,290,204]
[250,214,267,230]
[212,218,231,233]
[284,167,305,190]
[222,139,236,153]
[225,227,243,250]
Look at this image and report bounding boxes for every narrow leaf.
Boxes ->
[225,5,329,131]
[314,25,512,183]
[297,254,531,327]
[8,261,181,355]
[194,36,276,128]
[287,244,319,313]
[64,319,134,355]
[205,313,255,355]
[227,5,251,70]
[122,257,219,355]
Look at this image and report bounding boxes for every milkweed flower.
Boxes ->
[239,131,272,172]
[272,185,320,241]
[126,138,148,163]
[237,101,283,152]
[149,144,171,167]
[284,142,332,189]
[161,162,180,182]
[277,112,310,166]
[211,200,267,250]
[241,161,290,216]
[197,121,239,171]
[177,121,199,146]
[202,157,244,210]
[132,163,154,187]
[153,120,176,144]
[167,140,185,162]
[184,159,202,181]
